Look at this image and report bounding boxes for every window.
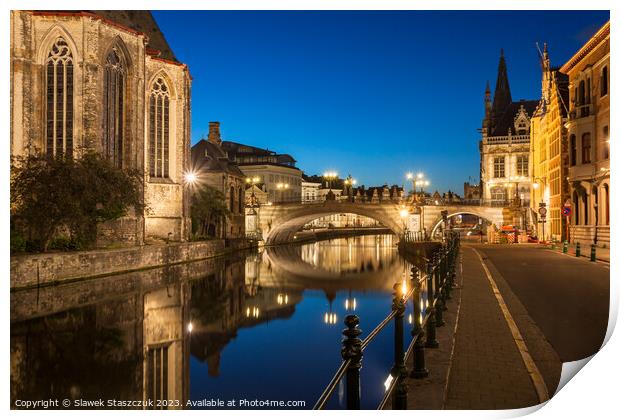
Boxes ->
[493,156,505,178]
[103,47,125,167]
[238,187,244,213]
[146,345,169,407]
[601,66,609,97]
[582,192,589,225]
[603,126,609,160]
[582,133,592,164]
[229,186,235,212]
[570,135,577,166]
[573,191,580,225]
[516,155,528,176]
[490,186,506,202]
[578,80,585,105]
[149,78,170,178]
[45,37,74,157]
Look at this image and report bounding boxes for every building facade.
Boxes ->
[222,141,303,204]
[529,44,570,241]
[480,51,537,212]
[560,22,610,248]
[10,10,192,243]
[302,181,321,203]
[191,122,246,239]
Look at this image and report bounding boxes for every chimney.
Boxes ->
[208,121,221,145]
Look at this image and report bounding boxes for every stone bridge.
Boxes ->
[259,201,515,244]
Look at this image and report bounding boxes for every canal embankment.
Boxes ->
[10,238,256,291]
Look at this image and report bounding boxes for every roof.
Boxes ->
[491,100,538,136]
[560,21,610,74]
[91,11,178,63]
[191,139,245,177]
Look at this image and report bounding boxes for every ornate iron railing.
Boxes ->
[313,232,460,410]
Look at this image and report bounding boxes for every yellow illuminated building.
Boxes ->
[529,44,570,241]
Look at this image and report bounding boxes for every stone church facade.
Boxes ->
[10,10,192,244]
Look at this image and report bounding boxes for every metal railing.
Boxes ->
[399,231,427,243]
[313,232,460,410]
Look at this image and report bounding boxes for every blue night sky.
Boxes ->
[153,10,609,193]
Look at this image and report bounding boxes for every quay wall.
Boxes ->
[10,239,255,290]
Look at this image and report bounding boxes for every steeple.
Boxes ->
[492,49,512,114]
[482,80,492,133]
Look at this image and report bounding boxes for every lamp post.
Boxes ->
[323,171,338,192]
[344,175,357,202]
[245,176,261,239]
[406,172,428,204]
[276,182,290,204]
[531,176,548,240]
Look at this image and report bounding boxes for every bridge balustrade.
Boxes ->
[313,232,461,410]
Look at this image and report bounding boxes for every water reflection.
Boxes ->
[11,234,431,409]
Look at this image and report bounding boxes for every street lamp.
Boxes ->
[276,182,290,204]
[344,174,357,202]
[323,171,338,191]
[184,171,198,186]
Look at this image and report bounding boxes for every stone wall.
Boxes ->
[10,240,228,290]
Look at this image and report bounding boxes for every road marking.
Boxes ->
[472,248,550,403]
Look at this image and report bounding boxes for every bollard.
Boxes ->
[391,281,407,409]
[424,263,439,348]
[410,267,429,378]
[341,315,363,409]
[590,243,596,262]
[576,242,581,257]
[563,240,568,254]
[433,251,445,327]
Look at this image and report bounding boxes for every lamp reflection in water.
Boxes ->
[324,292,338,325]
[276,293,289,305]
[246,306,260,318]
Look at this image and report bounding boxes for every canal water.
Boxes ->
[11,234,429,409]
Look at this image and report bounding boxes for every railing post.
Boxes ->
[424,260,439,348]
[391,281,407,409]
[410,267,429,378]
[342,315,363,409]
[433,251,445,327]
[443,244,452,300]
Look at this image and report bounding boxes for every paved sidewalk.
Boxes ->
[444,246,540,409]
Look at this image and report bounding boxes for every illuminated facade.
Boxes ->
[480,51,536,211]
[560,21,610,247]
[10,11,192,243]
[529,44,570,241]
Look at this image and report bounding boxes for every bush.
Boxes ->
[11,152,144,252]
[48,236,83,251]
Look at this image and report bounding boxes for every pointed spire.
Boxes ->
[492,49,512,114]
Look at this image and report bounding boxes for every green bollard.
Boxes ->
[576,242,581,257]
[591,244,596,262]
[563,240,568,254]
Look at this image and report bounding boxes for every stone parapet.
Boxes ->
[10,240,228,290]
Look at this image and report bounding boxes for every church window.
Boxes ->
[149,78,170,178]
[45,38,74,158]
[493,156,505,178]
[103,47,125,167]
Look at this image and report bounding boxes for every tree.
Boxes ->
[190,185,231,239]
[11,152,144,252]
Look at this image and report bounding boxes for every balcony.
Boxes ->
[570,103,593,120]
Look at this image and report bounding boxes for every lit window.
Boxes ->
[149,78,170,178]
[103,47,126,167]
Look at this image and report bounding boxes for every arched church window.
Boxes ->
[103,47,126,167]
[45,37,74,157]
[149,78,170,178]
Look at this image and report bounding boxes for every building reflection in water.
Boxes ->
[11,234,429,409]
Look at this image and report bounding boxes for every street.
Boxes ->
[475,244,609,362]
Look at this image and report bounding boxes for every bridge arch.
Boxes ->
[259,202,405,244]
[428,210,500,239]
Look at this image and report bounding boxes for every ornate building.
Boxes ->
[560,22,610,248]
[10,11,192,243]
[529,44,570,241]
[480,51,537,212]
[191,122,246,239]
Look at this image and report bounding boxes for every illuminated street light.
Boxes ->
[184,171,198,185]
[187,322,194,333]
[399,209,409,218]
